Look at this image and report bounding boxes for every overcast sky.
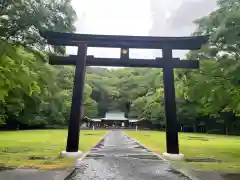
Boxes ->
[67,0,217,59]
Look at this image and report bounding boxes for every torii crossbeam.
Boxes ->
[40,31,208,159]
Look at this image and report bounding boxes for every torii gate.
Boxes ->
[40,31,208,159]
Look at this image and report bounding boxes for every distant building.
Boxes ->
[101,111,129,128]
[86,111,141,128]
[85,111,165,130]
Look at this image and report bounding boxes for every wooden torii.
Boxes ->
[40,31,208,158]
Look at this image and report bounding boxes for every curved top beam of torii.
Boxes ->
[40,31,208,50]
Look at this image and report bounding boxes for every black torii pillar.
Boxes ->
[40,31,208,157]
[66,44,87,152]
[162,47,179,154]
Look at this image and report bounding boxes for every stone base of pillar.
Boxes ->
[60,151,82,158]
[162,152,184,161]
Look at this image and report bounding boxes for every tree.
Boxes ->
[177,0,240,134]
[0,0,76,51]
[0,0,77,128]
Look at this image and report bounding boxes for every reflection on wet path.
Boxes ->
[67,131,190,180]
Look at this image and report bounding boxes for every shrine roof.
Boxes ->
[101,111,128,121]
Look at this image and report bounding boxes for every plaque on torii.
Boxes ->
[40,31,208,157]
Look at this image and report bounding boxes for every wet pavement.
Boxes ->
[67,131,190,180]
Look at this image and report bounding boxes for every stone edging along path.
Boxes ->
[122,132,201,180]
[54,131,110,180]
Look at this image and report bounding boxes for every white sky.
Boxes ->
[67,0,217,59]
[67,0,154,59]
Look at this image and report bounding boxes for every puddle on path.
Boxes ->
[119,154,161,160]
[85,153,161,161]
[85,154,105,158]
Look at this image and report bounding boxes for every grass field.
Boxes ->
[0,130,107,170]
[124,130,240,173]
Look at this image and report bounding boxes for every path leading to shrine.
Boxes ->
[67,131,190,180]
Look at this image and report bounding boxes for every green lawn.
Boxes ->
[124,130,240,173]
[0,130,107,170]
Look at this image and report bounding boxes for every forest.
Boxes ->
[1,0,240,135]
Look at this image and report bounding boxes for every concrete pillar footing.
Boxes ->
[162,152,185,160]
[60,151,82,158]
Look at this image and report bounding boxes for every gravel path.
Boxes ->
[67,131,190,180]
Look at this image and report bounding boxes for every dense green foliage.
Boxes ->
[1,0,240,134]
[1,0,76,49]
[0,0,78,128]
